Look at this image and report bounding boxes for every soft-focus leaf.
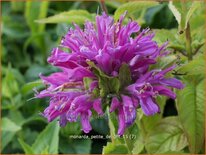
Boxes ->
[2,117,21,150]
[145,117,188,153]
[18,139,34,154]
[36,10,94,24]
[59,138,91,154]
[21,80,43,95]
[103,142,128,154]
[168,1,200,32]
[91,118,109,135]
[114,1,158,21]
[60,122,82,136]
[8,110,25,126]
[185,2,201,29]
[25,1,49,33]
[176,77,205,153]
[168,1,182,27]
[11,1,24,12]
[32,120,60,154]
[2,66,19,98]
[132,131,144,154]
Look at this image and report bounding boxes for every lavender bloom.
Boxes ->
[36,12,184,135]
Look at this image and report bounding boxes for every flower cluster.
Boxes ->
[36,12,184,135]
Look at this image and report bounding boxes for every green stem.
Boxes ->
[185,23,193,61]
[123,134,132,154]
[99,0,108,14]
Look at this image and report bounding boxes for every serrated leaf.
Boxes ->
[145,117,188,153]
[176,77,205,153]
[36,10,94,24]
[114,1,158,21]
[103,142,128,154]
[18,138,34,154]
[32,120,60,154]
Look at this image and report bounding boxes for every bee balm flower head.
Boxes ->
[36,12,184,135]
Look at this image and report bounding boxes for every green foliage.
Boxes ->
[168,1,201,33]
[176,77,205,153]
[32,121,60,154]
[145,117,188,153]
[177,54,205,76]
[59,138,92,154]
[2,118,21,150]
[1,1,205,154]
[36,10,94,24]
[19,121,60,154]
[114,1,158,24]
[118,63,132,90]
[87,61,120,97]
[103,142,128,154]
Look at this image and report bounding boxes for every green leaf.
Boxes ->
[21,80,43,95]
[103,142,128,154]
[11,1,24,12]
[139,96,166,134]
[168,1,200,32]
[132,137,144,154]
[18,139,34,154]
[91,118,109,135]
[177,54,205,76]
[60,122,82,136]
[32,120,60,154]
[59,138,91,154]
[8,110,25,126]
[114,1,158,22]
[176,77,205,153]
[168,2,182,27]
[2,117,21,150]
[87,61,120,97]
[36,10,94,24]
[145,117,188,153]
[185,2,201,29]
[25,1,49,33]
[2,66,19,99]
[118,63,132,90]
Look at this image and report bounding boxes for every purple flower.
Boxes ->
[36,12,184,135]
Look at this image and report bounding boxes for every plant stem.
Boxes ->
[123,134,132,154]
[99,0,108,14]
[185,23,193,61]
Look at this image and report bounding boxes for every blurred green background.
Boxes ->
[1,1,205,154]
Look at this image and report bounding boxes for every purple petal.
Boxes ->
[110,97,120,112]
[40,72,68,86]
[117,107,126,136]
[59,114,67,127]
[159,78,185,89]
[93,98,103,115]
[153,85,176,99]
[123,106,136,126]
[80,111,92,133]
[139,97,160,116]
